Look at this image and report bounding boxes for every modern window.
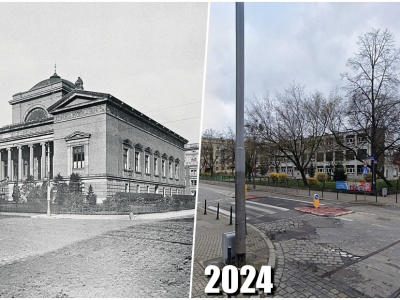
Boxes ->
[346,165,355,174]
[73,146,85,169]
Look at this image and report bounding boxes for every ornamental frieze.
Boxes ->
[54,105,106,122]
[10,124,53,137]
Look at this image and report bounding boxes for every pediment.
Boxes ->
[65,131,91,141]
[48,90,109,113]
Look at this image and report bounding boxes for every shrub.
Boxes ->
[69,173,82,194]
[308,164,316,178]
[86,184,97,205]
[364,173,372,182]
[307,177,320,186]
[53,174,68,205]
[277,173,288,182]
[64,192,85,211]
[268,172,279,182]
[333,164,347,181]
[12,182,21,203]
[316,172,328,182]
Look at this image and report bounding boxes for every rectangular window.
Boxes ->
[346,165,355,174]
[145,154,150,174]
[191,179,197,186]
[135,151,140,172]
[154,157,158,176]
[73,146,85,169]
[175,163,178,180]
[162,159,166,177]
[123,148,128,170]
[169,161,173,178]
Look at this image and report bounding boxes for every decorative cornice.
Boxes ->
[65,131,91,141]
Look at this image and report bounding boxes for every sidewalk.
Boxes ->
[0,209,195,220]
[202,179,400,206]
[191,208,274,298]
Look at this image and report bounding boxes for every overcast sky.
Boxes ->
[0,2,208,144]
[203,2,400,133]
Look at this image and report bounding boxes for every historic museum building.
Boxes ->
[0,72,188,202]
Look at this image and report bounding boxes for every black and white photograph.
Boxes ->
[193,2,400,298]
[0,2,207,298]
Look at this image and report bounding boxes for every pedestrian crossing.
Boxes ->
[206,200,290,219]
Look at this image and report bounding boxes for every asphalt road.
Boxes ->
[198,183,400,298]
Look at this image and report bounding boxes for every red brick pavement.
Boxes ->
[294,205,353,216]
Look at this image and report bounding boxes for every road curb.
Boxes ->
[247,222,276,268]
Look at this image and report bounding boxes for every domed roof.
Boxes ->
[30,72,75,91]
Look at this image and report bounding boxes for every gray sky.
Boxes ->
[203,2,400,133]
[0,2,208,144]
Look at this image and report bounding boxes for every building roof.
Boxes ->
[29,72,75,91]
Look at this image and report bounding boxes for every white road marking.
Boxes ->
[335,217,354,222]
[247,201,290,211]
[208,206,250,219]
[357,212,376,215]
[371,223,392,229]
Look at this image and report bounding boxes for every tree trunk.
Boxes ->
[300,169,308,186]
[376,169,392,187]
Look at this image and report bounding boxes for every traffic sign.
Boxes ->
[363,167,368,175]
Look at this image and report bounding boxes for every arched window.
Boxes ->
[25,108,48,122]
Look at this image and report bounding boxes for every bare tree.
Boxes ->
[220,127,236,174]
[246,83,337,186]
[331,28,400,186]
[200,128,222,175]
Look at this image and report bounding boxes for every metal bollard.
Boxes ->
[227,246,232,265]
[229,206,233,225]
[245,213,247,235]
[216,203,220,220]
[204,199,207,215]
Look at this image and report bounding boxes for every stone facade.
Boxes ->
[184,143,199,195]
[0,73,188,202]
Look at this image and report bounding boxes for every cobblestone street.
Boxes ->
[0,214,193,298]
[196,183,400,298]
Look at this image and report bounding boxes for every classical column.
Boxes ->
[7,147,12,180]
[0,150,4,180]
[18,146,22,181]
[29,144,34,177]
[41,142,46,180]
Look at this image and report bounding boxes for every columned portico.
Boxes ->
[0,141,53,184]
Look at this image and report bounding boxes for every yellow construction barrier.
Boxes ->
[245,184,248,197]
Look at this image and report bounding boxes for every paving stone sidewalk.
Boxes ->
[191,208,273,298]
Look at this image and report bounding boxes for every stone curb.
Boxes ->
[294,207,354,217]
[247,222,276,269]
